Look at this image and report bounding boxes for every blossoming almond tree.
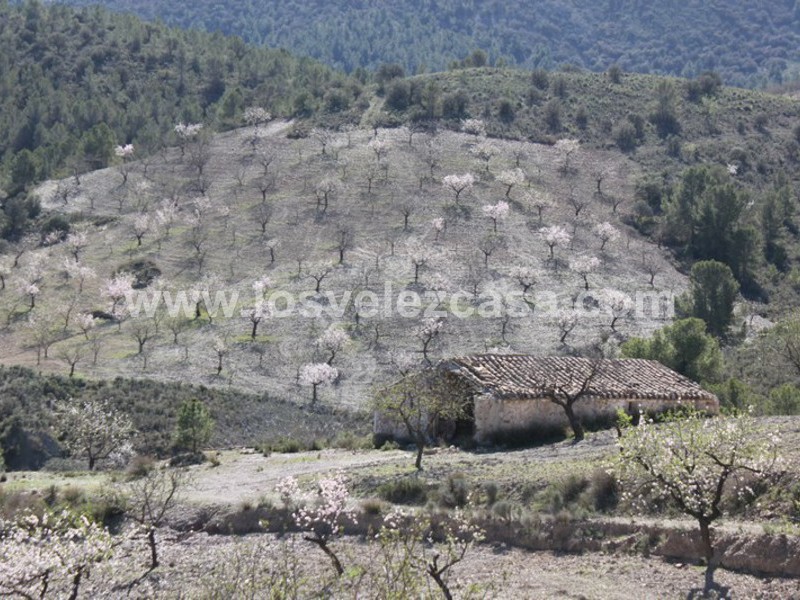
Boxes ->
[496,168,525,197]
[54,397,135,470]
[300,363,339,404]
[277,473,356,576]
[540,225,571,260]
[482,201,510,233]
[0,509,113,600]
[616,409,781,594]
[570,255,601,290]
[442,173,475,204]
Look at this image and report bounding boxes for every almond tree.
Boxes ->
[278,473,356,576]
[461,118,486,137]
[307,263,333,294]
[556,308,578,343]
[65,231,88,261]
[317,324,350,365]
[616,409,780,595]
[246,302,272,340]
[477,234,506,268]
[442,173,475,204]
[315,177,339,213]
[174,122,203,158]
[526,190,553,224]
[594,222,620,251]
[510,265,537,296]
[54,397,135,470]
[417,317,444,365]
[470,141,497,174]
[213,336,228,376]
[431,217,445,241]
[115,143,135,185]
[300,363,339,404]
[57,342,86,378]
[132,214,150,246]
[0,509,113,599]
[604,289,634,331]
[555,138,580,175]
[570,256,601,290]
[374,368,468,470]
[482,201,510,233]
[542,358,602,441]
[409,243,430,284]
[103,272,135,321]
[496,168,525,197]
[540,225,571,260]
[126,468,189,570]
[64,261,96,293]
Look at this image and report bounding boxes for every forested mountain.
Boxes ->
[0,0,361,189]
[60,0,800,88]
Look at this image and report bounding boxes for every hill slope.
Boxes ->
[62,0,800,87]
[2,119,684,410]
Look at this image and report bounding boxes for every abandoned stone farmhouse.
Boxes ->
[375,355,719,445]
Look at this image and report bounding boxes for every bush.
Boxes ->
[482,481,499,506]
[530,68,549,90]
[126,455,156,480]
[330,432,373,451]
[613,121,638,152]
[607,64,622,84]
[439,473,469,508]
[360,497,385,516]
[585,469,619,512]
[377,477,428,505]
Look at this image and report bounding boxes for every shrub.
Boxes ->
[585,469,619,512]
[550,75,568,98]
[377,477,428,505]
[613,121,638,152]
[607,64,622,84]
[482,481,499,506]
[530,68,549,90]
[330,432,373,451]
[126,455,156,480]
[439,473,469,508]
[360,497,385,516]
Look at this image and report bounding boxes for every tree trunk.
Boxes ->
[699,518,717,593]
[564,403,585,442]
[251,320,258,339]
[148,527,159,569]
[88,455,96,471]
[415,441,424,471]
[305,536,343,576]
[67,569,82,600]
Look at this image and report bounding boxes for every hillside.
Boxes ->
[0,0,360,187]
[2,118,683,412]
[62,0,800,87]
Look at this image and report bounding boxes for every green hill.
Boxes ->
[60,0,800,87]
[0,0,361,188]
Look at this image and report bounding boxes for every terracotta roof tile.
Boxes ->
[442,355,716,402]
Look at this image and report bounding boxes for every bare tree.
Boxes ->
[542,359,602,441]
[477,234,506,269]
[308,263,334,293]
[251,201,274,236]
[127,468,189,570]
[56,342,86,378]
[334,228,354,265]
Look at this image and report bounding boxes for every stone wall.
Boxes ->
[473,394,719,444]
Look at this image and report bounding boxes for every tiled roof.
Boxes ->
[442,355,716,402]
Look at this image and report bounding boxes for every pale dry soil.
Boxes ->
[87,530,800,599]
